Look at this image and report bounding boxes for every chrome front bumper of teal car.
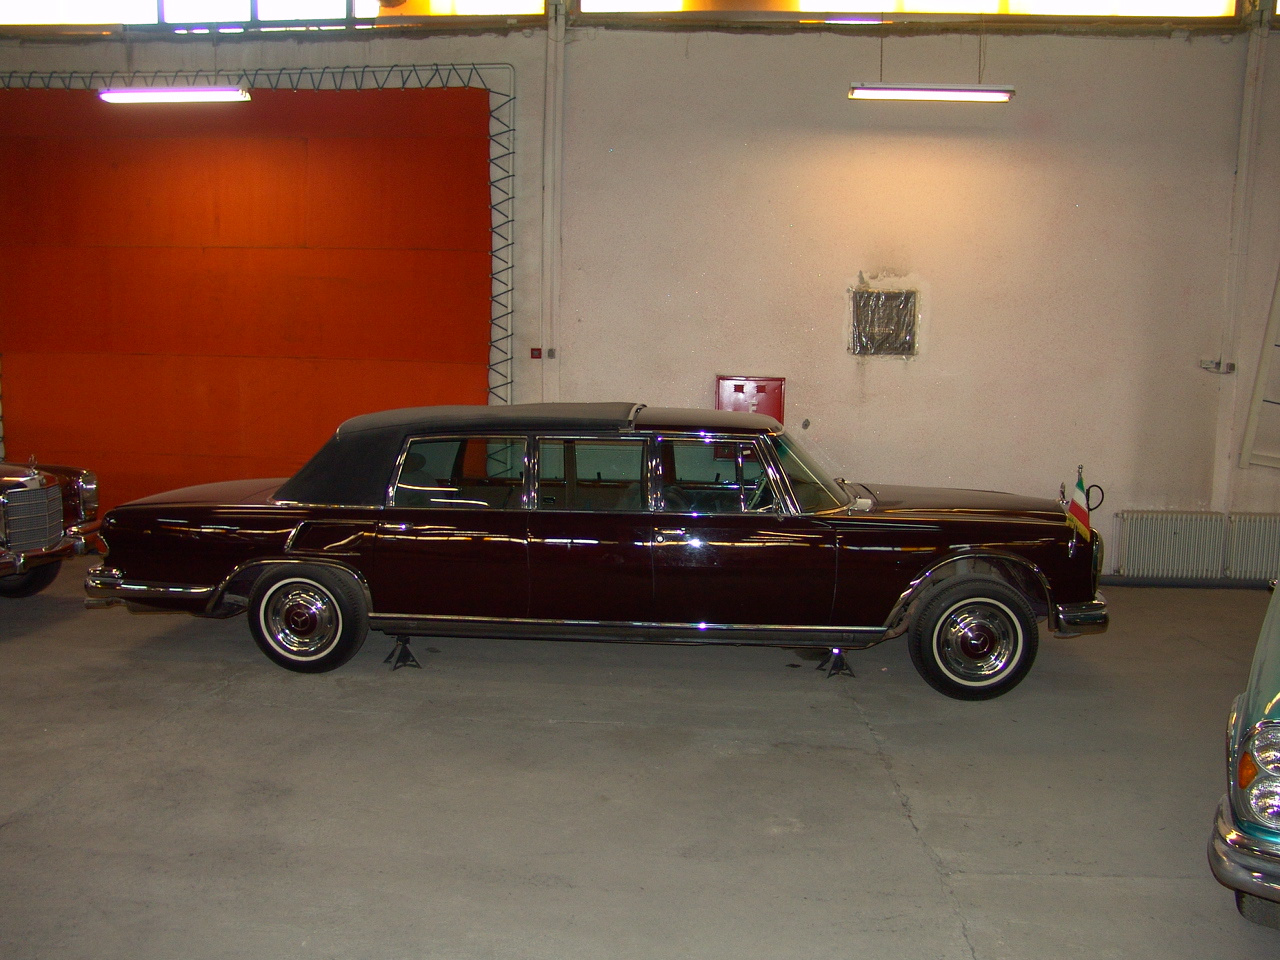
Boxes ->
[1209,795,1280,904]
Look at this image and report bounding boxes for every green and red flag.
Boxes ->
[1067,465,1090,538]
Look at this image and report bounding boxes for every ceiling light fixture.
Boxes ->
[98,86,251,104]
[849,82,1015,103]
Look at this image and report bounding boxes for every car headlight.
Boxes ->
[1250,780,1280,830]
[1092,531,1104,591]
[1253,726,1280,776]
[1239,722,1280,829]
[77,471,99,522]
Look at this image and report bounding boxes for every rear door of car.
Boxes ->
[369,434,530,618]
[526,435,654,625]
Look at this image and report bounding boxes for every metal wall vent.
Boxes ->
[850,289,918,357]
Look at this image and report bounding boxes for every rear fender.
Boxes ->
[210,559,374,618]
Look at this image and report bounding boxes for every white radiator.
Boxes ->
[1228,514,1280,580]
[1114,511,1280,582]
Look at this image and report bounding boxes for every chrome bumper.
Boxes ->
[0,519,104,577]
[1054,593,1108,637]
[1209,795,1280,903]
[1,535,77,577]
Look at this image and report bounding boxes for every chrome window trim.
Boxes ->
[270,501,383,510]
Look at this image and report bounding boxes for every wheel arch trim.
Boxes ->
[882,550,1052,638]
[211,557,374,617]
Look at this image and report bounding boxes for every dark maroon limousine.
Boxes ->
[85,403,1106,699]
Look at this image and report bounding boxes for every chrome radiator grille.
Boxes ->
[2,484,64,553]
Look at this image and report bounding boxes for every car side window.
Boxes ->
[658,438,777,514]
[772,433,846,514]
[537,439,646,512]
[392,436,526,509]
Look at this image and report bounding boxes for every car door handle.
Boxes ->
[655,528,687,543]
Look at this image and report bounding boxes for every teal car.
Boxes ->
[1210,586,1280,927]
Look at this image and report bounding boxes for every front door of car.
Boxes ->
[649,437,838,628]
[526,437,653,625]
[369,435,529,619]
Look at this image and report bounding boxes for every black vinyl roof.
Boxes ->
[335,402,644,438]
[274,402,783,506]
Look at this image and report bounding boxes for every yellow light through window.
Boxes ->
[583,0,1233,14]
[369,0,545,13]
[0,0,1233,22]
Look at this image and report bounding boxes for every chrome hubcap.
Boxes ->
[263,580,340,659]
[934,599,1021,685]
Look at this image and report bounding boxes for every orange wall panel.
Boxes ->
[1,247,492,362]
[303,138,492,251]
[0,87,494,511]
[4,352,489,508]
[0,88,492,140]
[0,137,310,249]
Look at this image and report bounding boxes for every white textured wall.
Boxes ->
[4,25,1280,565]
[555,29,1255,544]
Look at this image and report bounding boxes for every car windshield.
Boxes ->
[1244,587,1280,727]
[774,432,850,513]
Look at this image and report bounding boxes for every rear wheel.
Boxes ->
[0,561,62,598]
[908,577,1038,700]
[248,565,368,673]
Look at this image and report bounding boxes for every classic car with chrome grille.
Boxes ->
[1,459,99,597]
[85,403,1107,698]
[1210,586,1280,927]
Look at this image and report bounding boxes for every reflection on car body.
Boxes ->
[85,402,1107,699]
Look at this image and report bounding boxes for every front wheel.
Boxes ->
[248,565,368,673]
[0,561,62,598]
[907,577,1038,700]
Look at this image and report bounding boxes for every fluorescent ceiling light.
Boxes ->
[849,82,1015,103]
[98,86,251,104]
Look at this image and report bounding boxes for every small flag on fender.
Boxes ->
[1067,465,1090,538]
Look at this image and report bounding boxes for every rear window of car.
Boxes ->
[392,436,526,509]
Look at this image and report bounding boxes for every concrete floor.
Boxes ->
[2,557,1279,959]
